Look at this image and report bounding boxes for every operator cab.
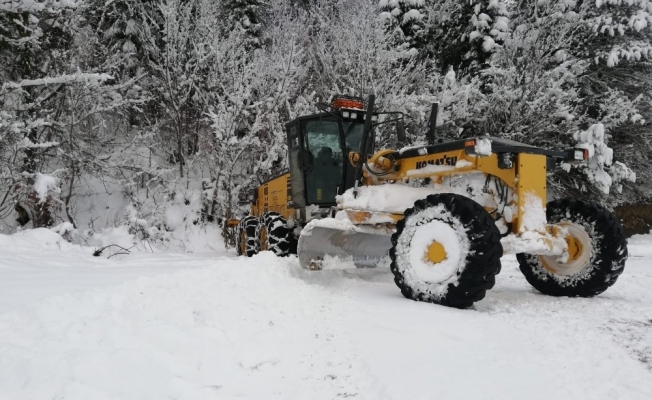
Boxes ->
[285,97,375,211]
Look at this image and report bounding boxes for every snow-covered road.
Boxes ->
[1,229,651,399]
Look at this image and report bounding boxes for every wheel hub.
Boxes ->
[408,220,463,284]
[539,221,592,276]
[424,241,447,264]
[565,234,583,263]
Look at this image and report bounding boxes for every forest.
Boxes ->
[1,0,650,243]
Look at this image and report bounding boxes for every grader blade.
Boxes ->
[297,225,393,270]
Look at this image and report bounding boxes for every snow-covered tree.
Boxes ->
[0,0,84,228]
[0,1,147,230]
[219,0,268,50]
[307,0,480,147]
[420,0,510,74]
[203,1,308,219]
[1,0,650,233]
[379,0,427,56]
[93,0,162,78]
[461,0,646,201]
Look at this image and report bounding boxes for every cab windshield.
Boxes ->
[342,122,364,152]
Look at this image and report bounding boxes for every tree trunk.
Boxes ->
[64,164,77,228]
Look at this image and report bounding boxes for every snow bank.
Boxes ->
[0,228,80,252]
[0,252,378,400]
[78,223,224,255]
[87,225,147,254]
[0,225,154,260]
[2,232,652,399]
[165,190,203,231]
[166,224,226,253]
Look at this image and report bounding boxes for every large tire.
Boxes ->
[257,212,294,257]
[517,199,627,297]
[237,216,260,257]
[390,193,503,308]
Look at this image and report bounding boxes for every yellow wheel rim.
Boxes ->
[260,226,268,251]
[424,241,447,264]
[565,234,583,263]
[539,221,592,276]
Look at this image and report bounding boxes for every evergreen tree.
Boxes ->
[220,0,267,50]
[379,0,427,56]
[93,0,163,78]
[421,0,509,75]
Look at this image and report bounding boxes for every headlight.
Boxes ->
[350,112,357,119]
[574,150,584,160]
[342,111,350,118]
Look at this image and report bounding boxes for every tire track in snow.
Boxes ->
[332,255,652,400]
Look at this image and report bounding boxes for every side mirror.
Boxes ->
[299,150,314,171]
[396,119,406,145]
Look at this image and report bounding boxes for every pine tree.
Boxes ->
[420,0,510,75]
[92,0,163,78]
[220,0,267,50]
[379,0,427,56]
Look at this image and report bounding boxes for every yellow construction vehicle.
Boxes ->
[233,95,627,308]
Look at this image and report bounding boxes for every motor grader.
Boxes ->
[231,95,627,308]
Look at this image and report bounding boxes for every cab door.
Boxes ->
[286,122,307,209]
[301,117,344,206]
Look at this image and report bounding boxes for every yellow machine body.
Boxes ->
[231,96,623,309]
[229,95,583,268]
[233,146,551,240]
[251,173,293,220]
[364,147,549,233]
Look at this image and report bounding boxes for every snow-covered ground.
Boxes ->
[1,229,651,399]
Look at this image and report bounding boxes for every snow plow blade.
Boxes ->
[297,224,393,270]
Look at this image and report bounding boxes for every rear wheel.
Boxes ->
[257,212,293,256]
[517,199,627,297]
[237,216,260,257]
[390,193,503,308]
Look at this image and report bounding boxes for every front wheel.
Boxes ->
[389,193,503,308]
[517,199,627,297]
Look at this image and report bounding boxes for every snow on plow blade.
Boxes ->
[298,224,393,270]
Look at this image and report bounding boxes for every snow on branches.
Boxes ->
[574,123,636,194]
[2,0,651,234]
